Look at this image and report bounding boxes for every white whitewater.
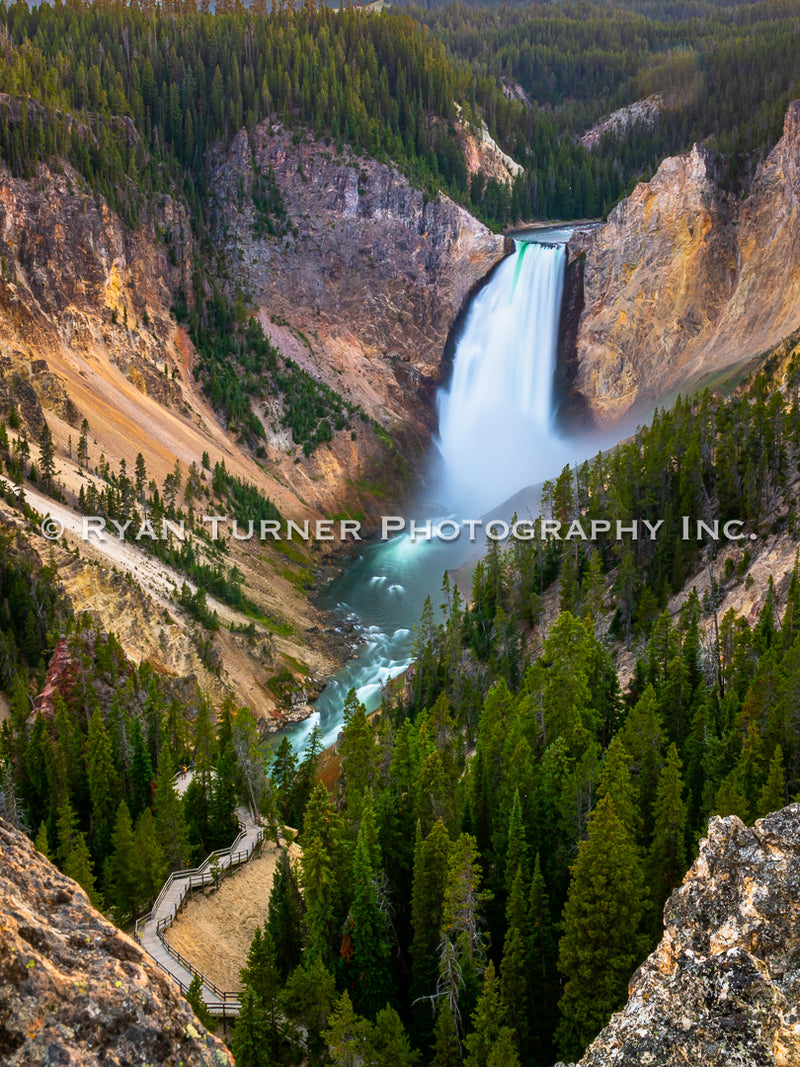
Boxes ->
[436,239,568,514]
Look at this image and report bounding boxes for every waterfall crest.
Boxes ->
[435,239,568,514]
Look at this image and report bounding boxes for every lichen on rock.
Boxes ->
[0,818,233,1066]
[556,804,800,1067]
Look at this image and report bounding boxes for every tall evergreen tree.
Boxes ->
[85,707,119,862]
[153,764,191,871]
[648,742,688,922]
[527,852,558,1063]
[464,961,519,1067]
[410,819,451,1047]
[132,808,167,911]
[231,986,273,1067]
[344,795,392,1018]
[106,800,138,923]
[757,744,786,818]
[556,795,648,1061]
[266,850,304,981]
[240,925,284,1062]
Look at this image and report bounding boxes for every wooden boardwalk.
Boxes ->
[135,778,264,1018]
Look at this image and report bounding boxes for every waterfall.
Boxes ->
[435,239,568,514]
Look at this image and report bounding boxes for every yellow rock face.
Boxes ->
[569,102,800,428]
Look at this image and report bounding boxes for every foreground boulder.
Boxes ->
[557,804,800,1067]
[0,818,232,1066]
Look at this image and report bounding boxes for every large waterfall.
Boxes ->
[436,239,568,514]
[277,233,581,754]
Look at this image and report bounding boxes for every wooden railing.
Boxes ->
[134,817,264,1017]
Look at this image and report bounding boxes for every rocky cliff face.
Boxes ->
[206,123,506,504]
[0,120,505,719]
[566,100,800,427]
[0,817,233,1066]
[557,804,800,1067]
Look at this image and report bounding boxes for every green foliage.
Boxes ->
[556,795,648,1060]
[186,974,216,1033]
[648,743,689,920]
[411,0,800,206]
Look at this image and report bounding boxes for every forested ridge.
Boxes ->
[1,0,799,231]
[0,0,518,226]
[3,0,800,1063]
[409,0,800,204]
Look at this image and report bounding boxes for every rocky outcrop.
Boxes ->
[580,94,665,152]
[0,160,190,407]
[206,123,506,503]
[452,109,525,186]
[0,818,233,1066]
[557,804,800,1067]
[567,100,800,427]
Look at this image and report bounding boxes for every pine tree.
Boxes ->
[56,798,101,907]
[499,866,530,1057]
[504,787,530,896]
[153,764,191,871]
[38,421,56,490]
[410,819,451,1046]
[63,832,101,908]
[322,991,370,1067]
[134,452,148,502]
[527,852,558,1062]
[431,1001,461,1067]
[345,793,392,1019]
[208,745,239,849]
[271,735,299,824]
[266,850,304,981]
[77,418,89,469]
[618,684,666,837]
[129,716,154,820]
[280,957,337,1064]
[486,1028,521,1067]
[556,795,648,1061]
[86,707,119,862]
[368,1005,420,1066]
[34,820,51,858]
[464,960,517,1067]
[757,744,786,818]
[106,800,138,922]
[596,734,641,843]
[300,834,336,967]
[339,688,377,821]
[132,808,166,911]
[231,986,273,1067]
[240,925,284,1061]
[648,743,688,921]
[186,974,216,1032]
[437,834,488,1050]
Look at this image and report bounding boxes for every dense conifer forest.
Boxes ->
[3,329,800,1063]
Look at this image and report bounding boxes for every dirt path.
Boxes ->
[164,842,300,992]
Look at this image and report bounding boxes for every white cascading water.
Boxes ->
[436,239,568,514]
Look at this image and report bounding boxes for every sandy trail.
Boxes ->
[164,842,300,992]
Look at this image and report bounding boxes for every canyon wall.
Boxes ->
[0,121,504,719]
[206,123,505,484]
[565,100,800,427]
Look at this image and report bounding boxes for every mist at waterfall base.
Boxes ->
[276,235,610,755]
